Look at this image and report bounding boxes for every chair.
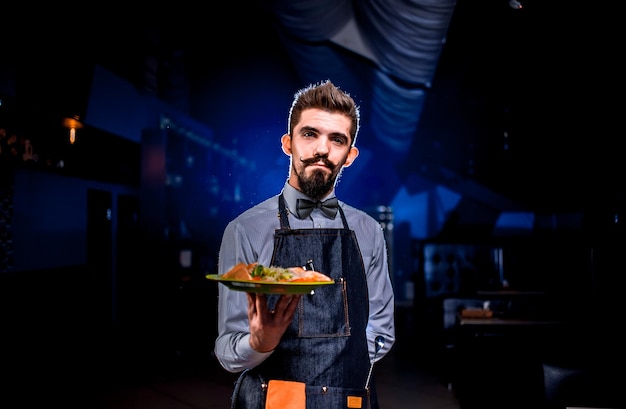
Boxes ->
[542,360,622,409]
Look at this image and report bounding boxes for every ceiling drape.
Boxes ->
[260,0,457,155]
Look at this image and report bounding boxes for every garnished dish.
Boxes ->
[206,262,334,294]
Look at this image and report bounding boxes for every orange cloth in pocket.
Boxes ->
[265,379,306,409]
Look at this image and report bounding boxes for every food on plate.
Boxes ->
[221,262,332,283]
[221,262,257,281]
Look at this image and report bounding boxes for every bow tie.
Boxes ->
[296,197,339,219]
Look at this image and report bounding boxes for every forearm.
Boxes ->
[215,221,278,372]
[365,230,396,362]
[214,287,273,372]
[214,330,273,373]
[366,295,395,363]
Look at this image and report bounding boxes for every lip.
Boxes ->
[305,160,326,166]
[307,163,330,171]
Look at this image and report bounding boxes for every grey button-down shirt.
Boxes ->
[214,182,396,373]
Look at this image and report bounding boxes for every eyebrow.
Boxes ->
[298,125,319,134]
[299,126,348,141]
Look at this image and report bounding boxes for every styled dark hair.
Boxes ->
[287,80,360,146]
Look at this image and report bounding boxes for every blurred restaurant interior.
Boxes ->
[1,1,623,407]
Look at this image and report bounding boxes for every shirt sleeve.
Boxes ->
[213,220,273,373]
[364,221,396,363]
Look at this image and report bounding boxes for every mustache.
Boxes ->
[299,155,334,167]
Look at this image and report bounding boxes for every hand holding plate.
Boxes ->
[247,292,302,352]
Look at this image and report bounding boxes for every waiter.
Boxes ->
[214,80,395,409]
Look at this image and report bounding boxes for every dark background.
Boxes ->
[1,1,623,406]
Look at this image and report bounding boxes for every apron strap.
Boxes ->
[278,193,291,229]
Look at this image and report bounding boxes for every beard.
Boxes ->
[295,157,340,200]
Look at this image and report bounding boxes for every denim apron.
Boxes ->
[230,194,377,409]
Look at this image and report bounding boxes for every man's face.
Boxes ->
[281,108,359,199]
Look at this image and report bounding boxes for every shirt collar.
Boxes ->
[281,182,336,218]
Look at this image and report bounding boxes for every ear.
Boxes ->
[343,146,359,168]
[281,134,292,156]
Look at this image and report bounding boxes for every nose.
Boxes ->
[314,136,331,156]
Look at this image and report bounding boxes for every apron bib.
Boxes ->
[231,195,378,409]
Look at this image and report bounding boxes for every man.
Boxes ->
[214,80,395,409]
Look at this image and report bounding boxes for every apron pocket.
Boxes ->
[265,380,306,409]
[305,385,371,409]
[299,279,350,337]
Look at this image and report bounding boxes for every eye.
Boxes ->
[302,130,316,138]
[332,135,348,145]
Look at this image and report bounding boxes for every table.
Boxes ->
[459,316,562,327]
[451,314,565,407]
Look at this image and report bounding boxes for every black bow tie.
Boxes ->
[296,197,339,219]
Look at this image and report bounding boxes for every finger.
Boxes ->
[286,294,302,313]
[246,292,257,316]
[275,294,301,318]
[280,294,301,308]
[254,293,272,316]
